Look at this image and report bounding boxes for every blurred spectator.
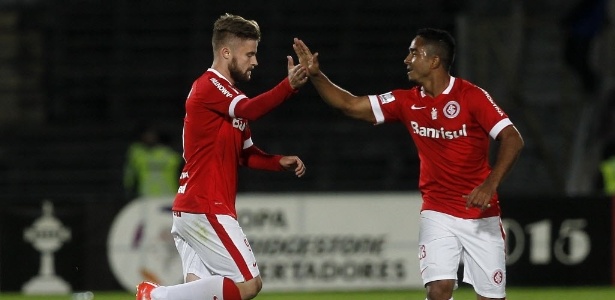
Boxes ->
[561,0,608,93]
[599,142,615,196]
[123,124,182,200]
[597,89,615,196]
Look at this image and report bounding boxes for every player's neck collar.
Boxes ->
[420,76,456,98]
[208,68,233,86]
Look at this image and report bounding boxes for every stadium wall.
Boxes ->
[0,193,612,292]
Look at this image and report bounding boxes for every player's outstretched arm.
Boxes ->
[293,38,375,123]
[232,57,308,121]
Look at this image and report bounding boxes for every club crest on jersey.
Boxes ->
[378,92,396,104]
[431,108,438,120]
[443,100,460,118]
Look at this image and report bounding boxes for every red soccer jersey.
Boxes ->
[369,77,513,219]
[173,69,257,218]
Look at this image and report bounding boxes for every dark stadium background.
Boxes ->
[0,0,614,293]
[1,0,612,200]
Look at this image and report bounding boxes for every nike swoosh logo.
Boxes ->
[411,104,426,110]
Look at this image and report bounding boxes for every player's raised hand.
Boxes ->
[287,55,308,89]
[279,155,306,177]
[293,38,320,76]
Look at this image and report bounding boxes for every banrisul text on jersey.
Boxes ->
[410,121,467,139]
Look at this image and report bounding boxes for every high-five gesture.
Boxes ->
[292,37,376,123]
[293,38,321,77]
[286,55,309,89]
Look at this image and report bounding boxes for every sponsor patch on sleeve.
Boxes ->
[378,92,396,104]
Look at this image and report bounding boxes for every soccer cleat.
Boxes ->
[136,281,158,300]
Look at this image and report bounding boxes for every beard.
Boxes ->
[229,58,251,82]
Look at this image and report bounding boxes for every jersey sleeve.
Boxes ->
[240,127,284,171]
[466,87,513,139]
[189,75,241,117]
[191,75,296,121]
[368,90,405,124]
[232,77,297,121]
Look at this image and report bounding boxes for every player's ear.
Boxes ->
[430,55,441,69]
[221,47,231,59]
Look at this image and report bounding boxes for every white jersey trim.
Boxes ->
[243,137,253,149]
[368,95,385,124]
[229,95,248,118]
[442,76,456,94]
[421,76,456,97]
[489,118,513,140]
[208,68,232,85]
[207,68,246,118]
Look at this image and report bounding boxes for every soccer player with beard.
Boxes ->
[293,29,524,300]
[136,14,308,300]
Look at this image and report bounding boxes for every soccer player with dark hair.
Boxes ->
[293,28,524,300]
[136,13,308,300]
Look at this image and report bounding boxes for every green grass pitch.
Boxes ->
[1,286,614,299]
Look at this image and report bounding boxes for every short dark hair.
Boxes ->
[212,13,261,50]
[416,28,456,71]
